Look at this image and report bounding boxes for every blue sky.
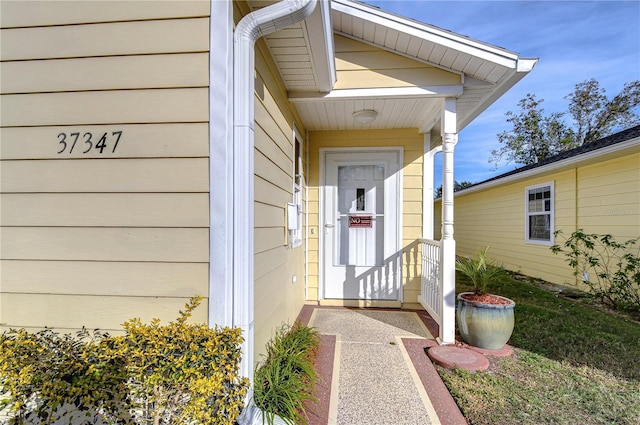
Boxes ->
[362,0,640,186]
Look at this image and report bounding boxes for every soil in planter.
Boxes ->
[460,293,512,305]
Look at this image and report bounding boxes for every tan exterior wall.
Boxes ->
[576,153,640,239]
[334,35,461,90]
[252,40,309,358]
[1,2,211,332]
[440,151,640,287]
[307,129,424,308]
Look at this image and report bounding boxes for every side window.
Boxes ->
[525,182,554,245]
[289,129,304,248]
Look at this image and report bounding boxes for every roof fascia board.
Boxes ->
[454,137,640,197]
[332,0,519,68]
[303,0,336,92]
[289,84,463,102]
[458,58,538,130]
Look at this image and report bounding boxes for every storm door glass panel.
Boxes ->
[336,165,384,266]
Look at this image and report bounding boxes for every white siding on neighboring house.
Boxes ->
[0,1,211,332]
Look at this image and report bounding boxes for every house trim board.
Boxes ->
[209,0,233,328]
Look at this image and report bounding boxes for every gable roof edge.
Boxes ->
[332,0,521,68]
[454,128,640,197]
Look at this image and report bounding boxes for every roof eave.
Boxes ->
[454,135,640,197]
[458,58,538,131]
[332,0,521,68]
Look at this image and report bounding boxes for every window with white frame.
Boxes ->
[525,182,554,245]
[289,130,303,248]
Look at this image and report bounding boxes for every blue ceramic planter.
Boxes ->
[456,292,515,350]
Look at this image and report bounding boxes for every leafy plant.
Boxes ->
[0,327,129,424]
[118,296,249,425]
[455,247,510,294]
[253,322,320,425]
[0,296,250,425]
[551,230,640,311]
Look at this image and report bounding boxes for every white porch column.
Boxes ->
[439,98,457,345]
[422,132,441,240]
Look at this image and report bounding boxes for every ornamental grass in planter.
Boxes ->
[241,322,320,425]
[455,247,516,350]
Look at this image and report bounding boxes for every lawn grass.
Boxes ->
[437,276,640,425]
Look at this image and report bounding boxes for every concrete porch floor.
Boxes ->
[296,305,467,425]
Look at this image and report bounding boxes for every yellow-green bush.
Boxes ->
[0,296,249,424]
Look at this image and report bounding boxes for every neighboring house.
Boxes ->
[436,125,640,287]
[0,0,536,379]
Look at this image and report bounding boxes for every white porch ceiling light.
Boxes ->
[353,109,378,124]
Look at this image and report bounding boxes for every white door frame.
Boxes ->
[318,147,404,302]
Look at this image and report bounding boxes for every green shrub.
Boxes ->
[253,322,320,425]
[0,296,249,425]
[0,327,128,424]
[551,230,640,311]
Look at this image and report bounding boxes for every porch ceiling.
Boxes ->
[252,0,536,134]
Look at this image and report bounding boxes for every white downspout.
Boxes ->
[233,0,317,382]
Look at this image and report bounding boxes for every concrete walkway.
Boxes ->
[298,306,467,425]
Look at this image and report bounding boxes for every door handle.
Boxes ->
[324,223,335,228]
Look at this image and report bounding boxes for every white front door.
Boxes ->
[321,149,402,300]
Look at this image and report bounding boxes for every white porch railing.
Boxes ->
[418,238,442,324]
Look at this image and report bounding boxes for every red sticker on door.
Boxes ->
[348,215,372,228]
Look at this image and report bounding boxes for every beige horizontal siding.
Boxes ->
[255,176,291,207]
[0,3,212,335]
[255,246,289,281]
[255,202,285,229]
[0,18,209,60]
[1,294,208,332]
[255,227,286,254]
[334,35,461,90]
[577,153,640,240]
[248,44,308,362]
[1,227,209,262]
[1,123,208,160]
[255,123,292,177]
[255,150,292,194]
[254,257,306,364]
[1,193,209,227]
[1,158,208,193]
[1,88,208,127]
[0,0,210,28]
[1,54,209,94]
[1,260,208,297]
[255,96,292,161]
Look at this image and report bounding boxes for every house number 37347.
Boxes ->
[57,131,123,154]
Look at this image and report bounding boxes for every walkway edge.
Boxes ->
[402,338,468,425]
